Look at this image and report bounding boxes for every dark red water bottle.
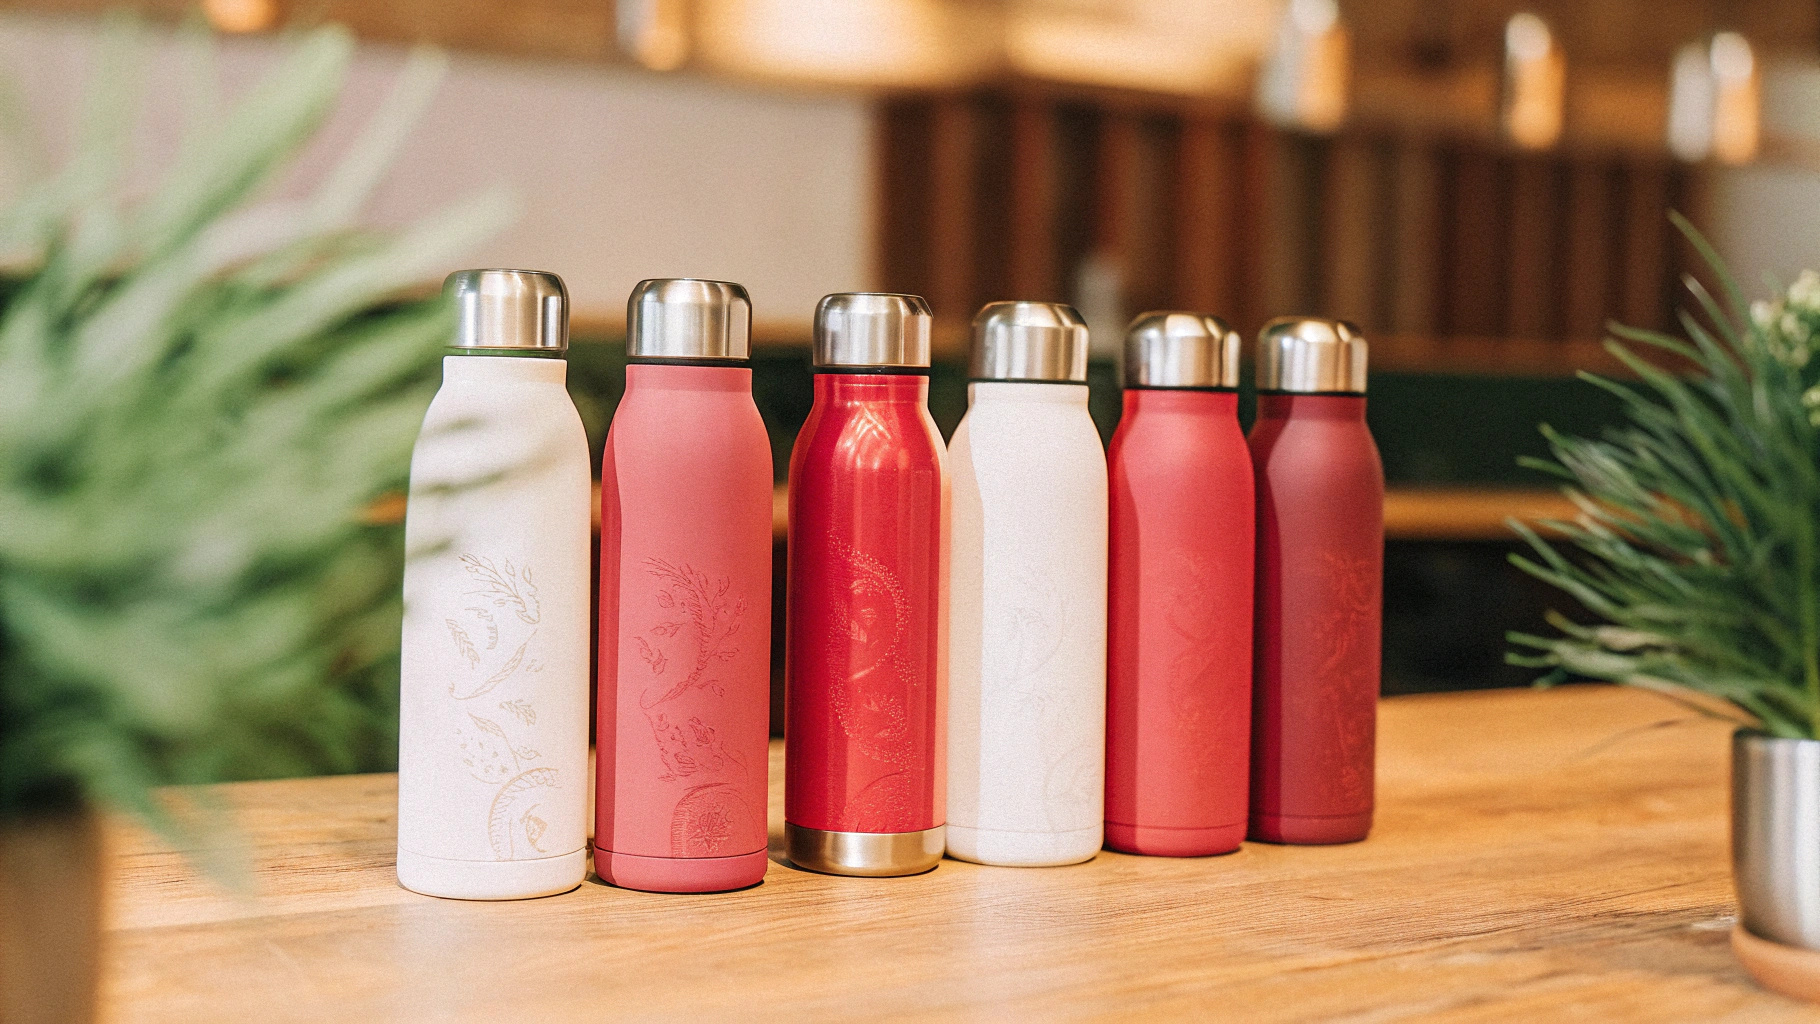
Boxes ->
[785,293,948,877]
[1249,317,1383,845]
[1104,312,1254,857]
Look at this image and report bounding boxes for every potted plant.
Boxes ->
[1510,216,1820,995]
[0,22,503,1020]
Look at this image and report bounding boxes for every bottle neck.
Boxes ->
[1255,392,1367,421]
[812,372,930,405]
[1121,388,1238,417]
[625,362,752,394]
[968,380,1089,406]
[441,354,567,385]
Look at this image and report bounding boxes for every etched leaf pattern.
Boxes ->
[827,543,915,769]
[636,636,667,675]
[634,559,752,849]
[521,807,547,853]
[460,554,540,624]
[446,619,479,665]
[1317,550,1379,804]
[487,768,559,859]
[451,636,531,700]
[441,553,559,860]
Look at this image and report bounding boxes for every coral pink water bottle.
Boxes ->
[785,293,948,877]
[1104,312,1254,857]
[596,279,773,892]
[1249,317,1383,845]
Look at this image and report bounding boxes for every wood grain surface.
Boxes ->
[100,685,1811,1022]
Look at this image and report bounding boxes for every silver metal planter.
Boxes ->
[1734,730,1820,949]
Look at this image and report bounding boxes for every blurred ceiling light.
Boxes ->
[1006,0,1278,96]
[1256,0,1349,132]
[203,0,277,34]
[1501,13,1564,149]
[1668,31,1760,163]
[1710,32,1760,164]
[1007,17,1223,95]
[694,0,998,89]
[619,0,691,72]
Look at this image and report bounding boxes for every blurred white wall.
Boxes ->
[1708,60,1820,294]
[0,13,874,329]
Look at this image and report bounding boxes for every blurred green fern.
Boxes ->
[1509,214,1820,739]
[0,20,508,828]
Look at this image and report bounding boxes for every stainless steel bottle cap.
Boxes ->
[813,292,932,370]
[1258,317,1368,394]
[969,301,1090,383]
[627,278,752,361]
[1123,311,1239,388]
[445,269,569,352]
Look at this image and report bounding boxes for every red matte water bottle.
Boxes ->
[596,279,773,892]
[785,293,948,877]
[1249,317,1383,845]
[1104,312,1254,857]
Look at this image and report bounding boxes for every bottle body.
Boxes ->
[947,382,1107,866]
[1248,393,1384,845]
[595,363,773,893]
[1104,389,1255,856]
[785,373,948,875]
[398,355,592,899]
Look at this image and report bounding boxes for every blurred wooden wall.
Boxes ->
[875,85,1707,374]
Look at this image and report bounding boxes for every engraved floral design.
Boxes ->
[637,559,747,785]
[826,542,917,828]
[626,558,754,856]
[445,555,538,699]
[446,619,480,666]
[458,709,553,859]
[487,768,559,859]
[460,554,540,625]
[443,552,553,860]
[1316,550,1379,804]
[988,565,1091,827]
[1163,551,1223,780]
[451,636,531,700]
[668,783,751,857]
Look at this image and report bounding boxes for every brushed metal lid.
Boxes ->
[627,278,752,361]
[969,301,1090,382]
[813,292,933,370]
[1258,317,1368,394]
[1123,311,1239,388]
[445,269,568,352]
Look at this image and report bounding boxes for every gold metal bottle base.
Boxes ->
[785,823,944,877]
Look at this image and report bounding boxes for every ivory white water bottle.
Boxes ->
[397,269,592,899]
[947,301,1108,867]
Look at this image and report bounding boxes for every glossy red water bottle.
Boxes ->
[1249,317,1383,845]
[596,279,773,892]
[785,292,948,877]
[1104,313,1254,857]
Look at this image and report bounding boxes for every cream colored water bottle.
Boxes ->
[946,301,1108,867]
[397,270,591,899]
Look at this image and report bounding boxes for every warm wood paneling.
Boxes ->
[872,85,1704,376]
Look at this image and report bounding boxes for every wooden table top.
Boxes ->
[103,685,1811,1022]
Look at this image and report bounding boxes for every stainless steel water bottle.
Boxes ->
[1249,317,1383,845]
[596,279,773,894]
[785,293,949,877]
[398,269,592,899]
[947,301,1107,867]
[1105,312,1254,857]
